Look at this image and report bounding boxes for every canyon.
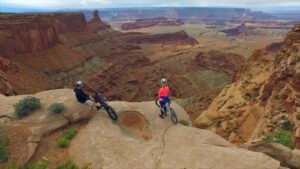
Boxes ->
[0,7,299,169]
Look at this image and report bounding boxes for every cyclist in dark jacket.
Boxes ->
[74,86,90,103]
[74,81,100,109]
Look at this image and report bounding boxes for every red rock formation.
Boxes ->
[195,24,300,145]
[0,13,86,57]
[193,50,245,76]
[87,10,111,32]
[0,71,14,96]
[125,31,198,46]
[121,17,184,30]
[0,57,16,95]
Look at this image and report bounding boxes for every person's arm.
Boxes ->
[166,86,170,96]
[80,89,89,99]
[158,88,162,98]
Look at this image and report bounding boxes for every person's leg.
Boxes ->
[163,96,170,116]
[159,100,165,118]
[84,100,95,111]
[94,102,101,110]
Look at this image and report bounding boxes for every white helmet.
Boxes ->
[75,80,83,86]
[161,78,167,85]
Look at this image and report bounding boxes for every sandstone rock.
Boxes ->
[221,121,229,130]
[295,127,300,137]
[70,101,280,169]
[245,141,292,168]
[0,71,14,96]
[29,118,68,142]
[25,143,38,163]
[289,149,300,168]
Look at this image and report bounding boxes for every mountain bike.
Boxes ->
[155,99,178,124]
[92,92,118,121]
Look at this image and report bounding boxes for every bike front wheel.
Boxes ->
[105,106,118,121]
[170,108,178,124]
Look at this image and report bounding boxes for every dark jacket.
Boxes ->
[74,87,89,103]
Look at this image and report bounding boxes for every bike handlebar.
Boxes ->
[155,99,161,108]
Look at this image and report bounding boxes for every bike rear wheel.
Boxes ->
[170,108,178,124]
[106,106,118,121]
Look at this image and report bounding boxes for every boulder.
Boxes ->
[289,149,300,168]
[243,141,300,168]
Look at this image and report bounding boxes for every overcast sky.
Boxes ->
[1,0,300,11]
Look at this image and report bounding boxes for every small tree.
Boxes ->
[0,147,7,162]
[57,137,69,148]
[263,129,294,149]
[281,120,293,131]
[48,103,65,114]
[296,114,300,121]
[64,128,77,140]
[14,97,41,118]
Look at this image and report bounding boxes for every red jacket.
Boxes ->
[158,86,170,98]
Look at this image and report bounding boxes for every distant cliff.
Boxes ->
[89,7,274,23]
[121,17,184,30]
[0,13,86,57]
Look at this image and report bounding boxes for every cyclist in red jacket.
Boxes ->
[158,78,170,119]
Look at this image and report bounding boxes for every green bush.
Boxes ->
[14,97,41,118]
[64,128,77,140]
[56,160,90,169]
[281,120,293,131]
[0,133,10,148]
[58,137,69,148]
[48,103,65,114]
[22,161,48,169]
[56,160,77,169]
[244,92,252,98]
[290,56,298,65]
[3,163,18,169]
[296,114,300,121]
[58,127,77,148]
[263,129,294,149]
[179,120,189,126]
[0,147,8,162]
[273,93,280,100]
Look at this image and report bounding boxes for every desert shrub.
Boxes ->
[0,133,10,148]
[58,127,77,148]
[179,120,189,126]
[273,92,281,100]
[296,114,300,121]
[0,132,9,162]
[244,92,252,98]
[290,56,298,65]
[0,147,8,162]
[3,163,18,169]
[56,160,77,169]
[56,160,90,169]
[64,128,77,140]
[22,161,48,169]
[14,97,41,118]
[263,129,294,149]
[281,120,293,131]
[48,103,65,114]
[58,137,69,148]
